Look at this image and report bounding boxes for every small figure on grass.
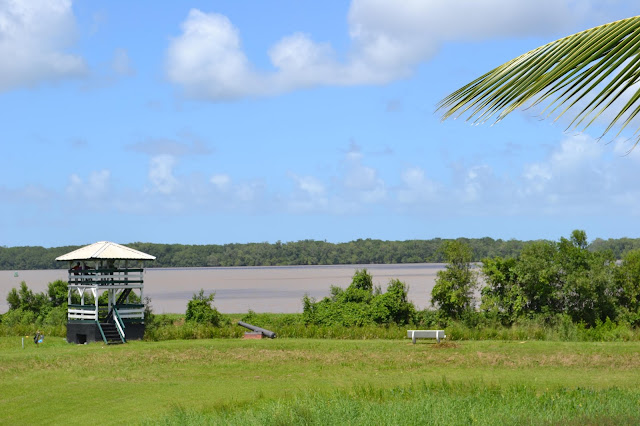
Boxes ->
[33,331,44,345]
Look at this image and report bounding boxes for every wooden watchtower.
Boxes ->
[56,241,156,345]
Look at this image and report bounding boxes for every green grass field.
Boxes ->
[2,337,640,424]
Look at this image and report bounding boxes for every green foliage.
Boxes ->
[5,236,640,271]
[303,269,416,327]
[185,289,227,327]
[350,268,373,291]
[0,237,530,270]
[480,230,630,327]
[2,308,36,326]
[6,282,52,322]
[431,241,478,320]
[590,237,640,258]
[480,256,521,324]
[3,280,77,330]
[47,280,70,307]
[614,249,640,325]
[43,306,68,326]
[6,288,19,310]
[439,16,640,146]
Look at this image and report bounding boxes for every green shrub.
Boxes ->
[185,289,228,326]
[43,306,67,326]
[303,269,416,327]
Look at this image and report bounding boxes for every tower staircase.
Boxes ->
[98,289,131,345]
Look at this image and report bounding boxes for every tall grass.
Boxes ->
[145,313,407,341]
[4,311,640,342]
[145,312,640,342]
[148,380,640,425]
[444,316,640,342]
[0,324,65,338]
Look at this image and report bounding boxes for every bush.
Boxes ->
[44,306,67,326]
[303,269,416,327]
[185,289,227,327]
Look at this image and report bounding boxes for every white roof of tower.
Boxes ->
[55,241,156,261]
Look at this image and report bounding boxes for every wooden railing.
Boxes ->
[68,304,101,320]
[96,321,107,343]
[113,308,126,343]
[67,268,144,286]
[68,304,144,321]
[114,304,144,320]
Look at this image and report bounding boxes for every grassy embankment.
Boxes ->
[5,311,640,342]
[2,337,640,424]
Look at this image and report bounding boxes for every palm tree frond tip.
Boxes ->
[438,16,640,144]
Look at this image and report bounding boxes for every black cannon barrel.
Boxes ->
[237,321,277,339]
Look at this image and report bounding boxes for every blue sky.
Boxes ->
[1,0,640,247]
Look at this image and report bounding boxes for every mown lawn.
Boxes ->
[2,337,640,424]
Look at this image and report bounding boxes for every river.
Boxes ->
[0,263,445,314]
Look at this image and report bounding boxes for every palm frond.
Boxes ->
[438,16,640,145]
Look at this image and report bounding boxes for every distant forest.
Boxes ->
[1,237,639,270]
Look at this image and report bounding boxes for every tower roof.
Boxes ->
[55,241,156,262]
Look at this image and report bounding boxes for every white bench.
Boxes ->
[407,330,446,344]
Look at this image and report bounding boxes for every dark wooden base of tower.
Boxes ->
[67,321,145,344]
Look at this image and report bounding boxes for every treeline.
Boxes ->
[432,230,640,328]
[130,239,528,267]
[2,236,640,271]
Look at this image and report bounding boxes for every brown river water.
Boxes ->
[0,264,445,314]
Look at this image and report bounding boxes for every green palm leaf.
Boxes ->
[438,16,640,145]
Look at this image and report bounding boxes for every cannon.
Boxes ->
[237,321,277,339]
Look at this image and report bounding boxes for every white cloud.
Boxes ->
[23,133,640,221]
[148,155,178,195]
[287,173,329,213]
[210,174,231,191]
[112,48,135,76]
[166,1,618,100]
[207,173,267,208]
[521,135,607,200]
[459,165,490,203]
[65,170,111,206]
[0,0,87,91]
[166,10,261,100]
[389,134,640,217]
[509,134,640,215]
[292,174,326,197]
[397,167,440,204]
[341,144,387,204]
[521,163,552,195]
[235,183,259,202]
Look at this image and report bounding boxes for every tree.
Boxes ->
[614,248,640,325]
[555,232,617,325]
[438,16,640,147]
[513,240,562,315]
[481,230,620,327]
[431,240,478,319]
[47,280,69,307]
[480,256,521,324]
[185,289,225,326]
